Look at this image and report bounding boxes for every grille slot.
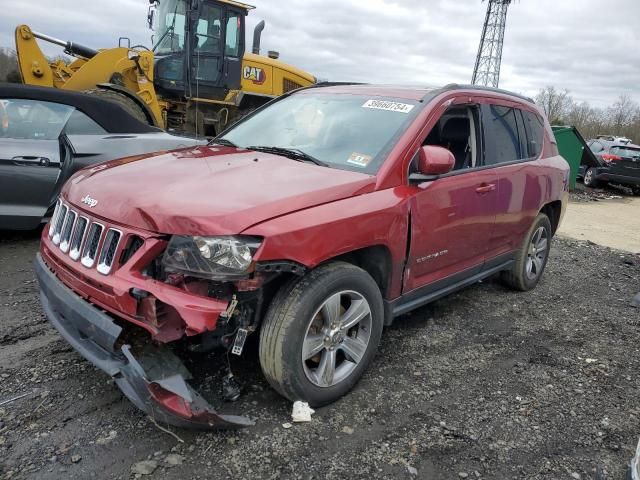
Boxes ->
[52,205,68,245]
[59,211,77,253]
[81,223,104,268]
[119,235,144,266]
[69,216,88,261]
[97,229,122,275]
[49,200,62,237]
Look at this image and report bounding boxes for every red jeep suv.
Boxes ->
[35,84,569,428]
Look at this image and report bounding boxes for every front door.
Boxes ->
[0,98,66,229]
[189,1,225,97]
[404,103,498,292]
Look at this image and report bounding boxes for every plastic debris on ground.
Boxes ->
[291,401,315,423]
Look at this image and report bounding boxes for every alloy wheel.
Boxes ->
[525,226,549,281]
[302,290,372,388]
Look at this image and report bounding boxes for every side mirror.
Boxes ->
[409,145,455,183]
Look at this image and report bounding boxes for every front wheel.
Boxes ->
[259,262,384,406]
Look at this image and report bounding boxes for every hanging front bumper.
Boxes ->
[34,253,253,430]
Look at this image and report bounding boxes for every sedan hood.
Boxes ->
[62,146,375,234]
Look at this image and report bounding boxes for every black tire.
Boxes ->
[259,262,384,406]
[83,88,151,125]
[632,187,640,196]
[502,213,552,291]
[583,167,599,188]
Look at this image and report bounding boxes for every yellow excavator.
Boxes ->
[15,0,316,135]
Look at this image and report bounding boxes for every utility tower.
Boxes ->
[471,0,512,88]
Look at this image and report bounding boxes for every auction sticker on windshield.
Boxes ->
[347,152,373,167]
[362,99,415,113]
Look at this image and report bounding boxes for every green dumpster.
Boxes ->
[551,126,594,190]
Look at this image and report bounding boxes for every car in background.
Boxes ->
[0,84,207,230]
[580,138,640,194]
[596,134,632,145]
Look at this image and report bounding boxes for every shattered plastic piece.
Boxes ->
[282,422,293,429]
[291,401,315,423]
[585,358,597,364]
[629,437,640,480]
[131,460,159,476]
[632,293,640,308]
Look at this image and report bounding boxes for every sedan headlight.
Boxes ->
[162,236,262,280]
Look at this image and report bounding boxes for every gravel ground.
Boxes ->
[0,229,639,480]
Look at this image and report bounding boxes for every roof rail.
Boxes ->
[442,83,535,103]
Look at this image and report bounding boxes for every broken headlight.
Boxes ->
[162,236,262,280]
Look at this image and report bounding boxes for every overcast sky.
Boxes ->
[2,0,638,107]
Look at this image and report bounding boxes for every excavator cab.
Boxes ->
[151,0,250,101]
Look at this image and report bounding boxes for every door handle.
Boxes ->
[475,183,496,194]
[11,156,50,166]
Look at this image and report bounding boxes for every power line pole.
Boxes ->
[471,0,512,88]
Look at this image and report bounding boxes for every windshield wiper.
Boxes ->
[246,146,329,167]
[209,138,238,147]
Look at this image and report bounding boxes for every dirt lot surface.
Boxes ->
[559,186,640,253]
[1,228,639,480]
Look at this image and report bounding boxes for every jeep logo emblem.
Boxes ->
[81,195,98,208]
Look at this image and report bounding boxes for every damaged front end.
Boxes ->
[34,253,254,429]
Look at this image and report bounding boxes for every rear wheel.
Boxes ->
[83,88,151,125]
[502,213,552,291]
[259,262,384,406]
[583,167,599,188]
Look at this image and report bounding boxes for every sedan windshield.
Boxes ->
[219,93,422,173]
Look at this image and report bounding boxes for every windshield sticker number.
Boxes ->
[362,99,415,113]
[347,152,373,167]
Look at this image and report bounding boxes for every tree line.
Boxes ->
[535,86,639,143]
[0,48,21,83]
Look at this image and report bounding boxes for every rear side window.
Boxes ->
[482,105,522,165]
[63,110,107,135]
[225,14,241,57]
[521,110,545,158]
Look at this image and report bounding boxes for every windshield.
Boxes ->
[610,146,640,158]
[219,93,422,174]
[153,0,187,54]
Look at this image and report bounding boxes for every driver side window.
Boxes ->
[414,104,480,173]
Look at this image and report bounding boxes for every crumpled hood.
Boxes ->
[62,146,375,234]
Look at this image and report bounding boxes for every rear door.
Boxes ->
[0,99,70,229]
[482,104,546,259]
